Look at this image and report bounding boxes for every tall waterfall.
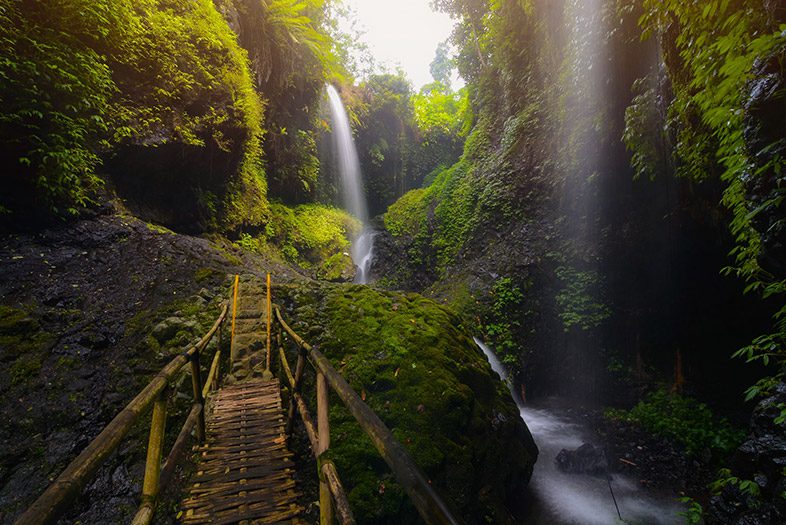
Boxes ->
[326,84,375,284]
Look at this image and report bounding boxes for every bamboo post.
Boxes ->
[266,272,272,370]
[202,349,221,399]
[275,330,282,375]
[218,318,223,356]
[190,351,206,442]
[229,274,240,365]
[286,347,307,436]
[160,403,201,488]
[322,462,356,525]
[130,390,168,525]
[317,370,333,525]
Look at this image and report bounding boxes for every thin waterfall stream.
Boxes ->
[474,338,685,524]
[325,84,375,284]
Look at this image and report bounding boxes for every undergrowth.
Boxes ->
[606,388,745,457]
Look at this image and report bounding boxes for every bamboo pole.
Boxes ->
[322,462,356,525]
[274,309,354,525]
[160,403,201,488]
[190,352,205,442]
[202,349,222,399]
[131,390,168,525]
[274,306,464,525]
[275,330,282,375]
[279,346,295,388]
[266,273,272,370]
[229,274,240,365]
[286,348,307,436]
[294,391,319,452]
[15,304,227,525]
[317,370,333,525]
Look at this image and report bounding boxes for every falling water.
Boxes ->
[326,85,367,223]
[474,338,684,524]
[325,85,375,284]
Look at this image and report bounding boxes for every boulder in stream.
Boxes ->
[555,443,608,476]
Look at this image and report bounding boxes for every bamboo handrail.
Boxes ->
[15,294,231,525]
[278,343,352,524]
[317,369,333,525]
[273,305,464,525]
[266,272,272,370]
[131,389,168,525]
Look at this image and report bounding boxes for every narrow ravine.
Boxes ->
[474,338,685,524]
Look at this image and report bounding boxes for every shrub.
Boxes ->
[606,388,745,456]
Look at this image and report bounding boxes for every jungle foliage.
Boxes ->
[606,389,745,457]
[625,0,786,402]
[0,0,344,231]
[0,0,267,228]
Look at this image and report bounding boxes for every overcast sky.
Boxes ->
[340,0,460,90]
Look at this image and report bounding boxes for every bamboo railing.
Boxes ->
[273,303,465,525]
[14,278,238,525]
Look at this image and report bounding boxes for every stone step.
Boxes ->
[233,332,264,349]
[237,308,265,319]
[239,295,265,309]
[234,318,263,334]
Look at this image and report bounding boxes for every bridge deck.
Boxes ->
[180,378,304,524]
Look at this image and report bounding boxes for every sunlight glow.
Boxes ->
[340,0,460,90]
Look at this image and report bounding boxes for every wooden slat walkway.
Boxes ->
[180,378,305,524]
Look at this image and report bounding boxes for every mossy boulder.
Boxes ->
[316,252,356,282]
[280,283,537,524]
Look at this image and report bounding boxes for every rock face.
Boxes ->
[278,283,538,525]
[744,40,786,279]
[707,382,786,524]
[0,211,305,523]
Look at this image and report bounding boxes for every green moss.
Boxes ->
[383,158,502,277]
[0,305,53,362]
[234,203,360,273]
[383,188,428,238]
[317,252,354,282]
[194,267,221,283]
[145,222,175,235]
[282,283,536,524]
[10,354,43,385]
[268,203,360,265]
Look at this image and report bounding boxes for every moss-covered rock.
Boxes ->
[0,305,53,364]
[279,283,537,524]
[316,252,356,282]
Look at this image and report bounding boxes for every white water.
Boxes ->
[473,338,685,524]
[352,229,376,285]
[326,85,375,283]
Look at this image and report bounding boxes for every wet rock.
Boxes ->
[743,41,786,275]
[555,443,608,476]
[150,316,198,343]
[197,287,214,301]
[707,382,786,524]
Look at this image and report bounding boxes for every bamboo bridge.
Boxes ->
[14,274,463,525]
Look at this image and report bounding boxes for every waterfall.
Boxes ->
[326,84,375,284]
[474,338,684,524]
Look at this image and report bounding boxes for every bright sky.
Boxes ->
[340,0,460,90]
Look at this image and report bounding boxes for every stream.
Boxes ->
[474,338,686,524]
